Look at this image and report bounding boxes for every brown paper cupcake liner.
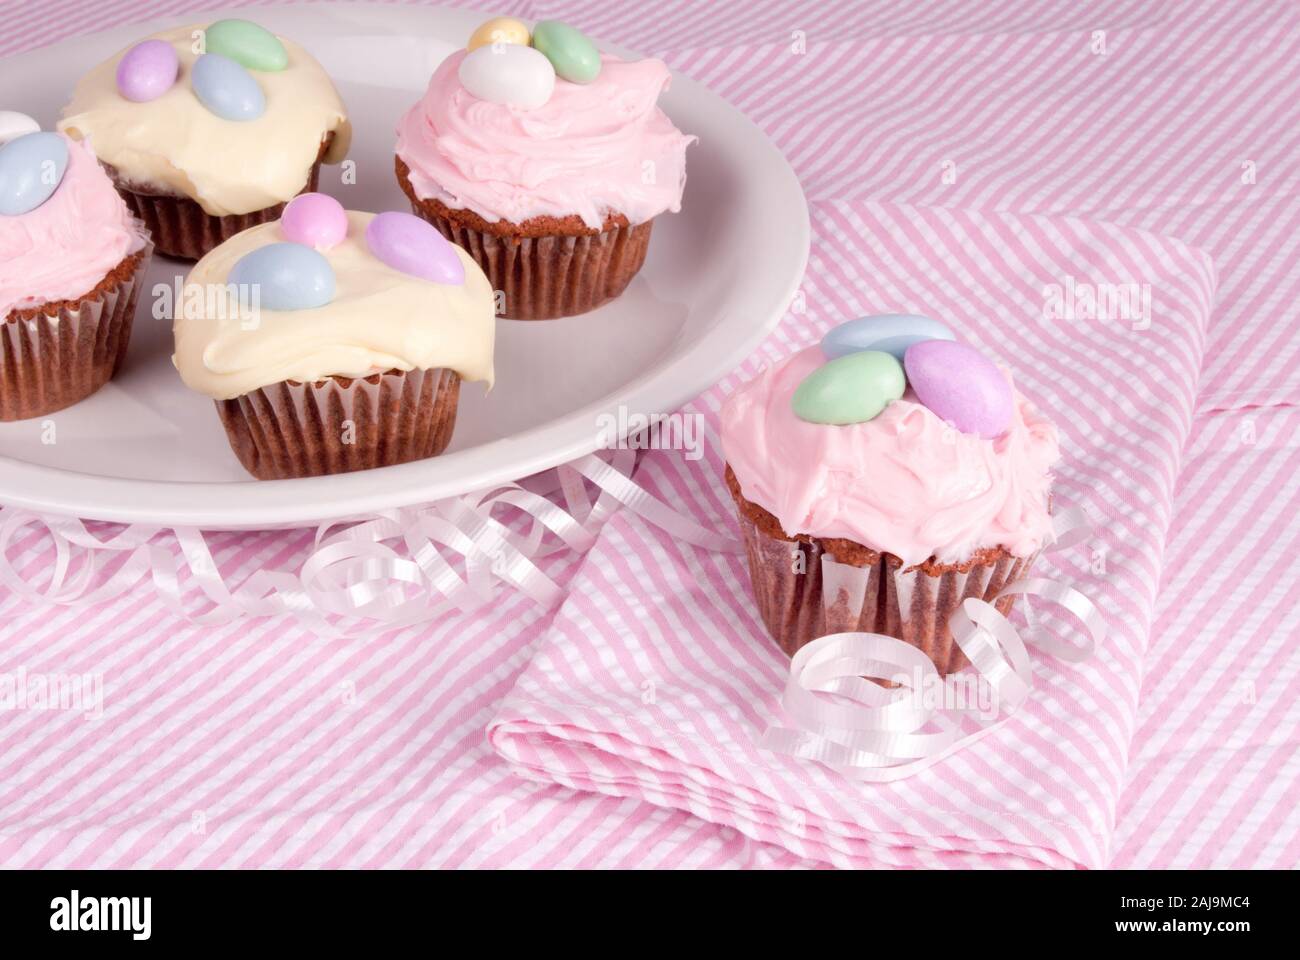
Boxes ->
[396,156,653,320]
[216,367,461,480]
[109,135,334,261]
[1,242,153,422]
[727,465,1036,674]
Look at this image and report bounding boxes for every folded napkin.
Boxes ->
[489,202,1217,868]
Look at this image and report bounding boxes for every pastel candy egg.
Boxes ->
[821,314,956,362]
[204,19,288,72]
[467,17,531,52]
[281,193,348,250]
[191,53,266,121]
[0,111,41,147]
[0,132,69,217]
[903,340,1013,439]
[116,39,179,102]
[792,350,905,425]
[365,212,465,285]
[532,20,602,84]
[457,44,556,110]
[228,242,336,311]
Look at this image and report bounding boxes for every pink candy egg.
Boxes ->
[116,39,179,103]
[903,340,1014,438]
[281,192,348,250]
[364,211,464,285]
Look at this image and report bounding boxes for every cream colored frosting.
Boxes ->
[59,25,351,217]
[174,211,495,400]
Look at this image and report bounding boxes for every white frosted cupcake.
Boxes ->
[173,195,494,479]
[60,20,350,259]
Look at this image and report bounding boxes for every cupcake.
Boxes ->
[720,316,1060,673]
[59,20,350,260]
[173,195,494,479]
[395,16,693,320]
[0,119,153,421]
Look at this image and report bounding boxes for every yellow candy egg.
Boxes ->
[467,17,531,52]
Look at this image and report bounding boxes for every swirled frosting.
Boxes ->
[0,135,147,318]
[59,25,351,217]
[396,49,693,229]
[721,347,1060,566]
[174,211,495,400]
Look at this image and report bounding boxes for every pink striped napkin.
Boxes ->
[489,202,1217,869]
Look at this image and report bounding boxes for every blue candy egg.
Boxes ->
[0,131,69,216]
[191,53,265,121]
[228,242,335,311]
[821,314,956,362]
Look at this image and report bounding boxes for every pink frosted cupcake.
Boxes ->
[1,122,153,420]
[721,316,1060,673]
[395,16,694,319]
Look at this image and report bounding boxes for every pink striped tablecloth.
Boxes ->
[1,0,1297,868]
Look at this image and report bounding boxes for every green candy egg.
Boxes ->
[532,20,601,84]
[205,19,288,72]
[791,350,906,425]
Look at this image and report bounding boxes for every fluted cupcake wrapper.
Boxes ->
[215,367,461,480]
[733,491,1037,674]
[415,209,652,321]
[1,242,153,422]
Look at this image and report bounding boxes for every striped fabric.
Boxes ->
[1,0,1297,868]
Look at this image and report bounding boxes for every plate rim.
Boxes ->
[0,2,809,530]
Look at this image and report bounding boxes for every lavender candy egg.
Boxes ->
[903,340,1014,439]
[116,39,179,102]
[281,193,348,250]
[365,211,465,285]
[821,314,955,362]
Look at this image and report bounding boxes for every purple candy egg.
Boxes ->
[364,211,464,285]
[116,39,179,103]
[903,340,1014,438]
[281,192,348,250]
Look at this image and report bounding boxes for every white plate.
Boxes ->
[0,3,808,529]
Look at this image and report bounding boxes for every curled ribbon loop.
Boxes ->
[761,509,1107,781]
[0,448,743,635]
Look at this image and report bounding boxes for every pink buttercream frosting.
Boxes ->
[395,50,694,229]
[721,347,1061,566]
[0,135,145,318]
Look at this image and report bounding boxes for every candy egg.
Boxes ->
[204,19,289,72]
[792,350,905,425]
[903,340,1013,438]
[467,16,531,52]
[365,212,465,285]
[821,314,956,362]
[191,53,266,122]
[532,20,602,84]
[228,242,336,311]
[457,44,556,110]
[281,193,348,250]
[115,39,179,102]
[0,111,41,147]
[0,132,69,217]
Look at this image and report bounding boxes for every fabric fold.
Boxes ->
[489,201,1217,868]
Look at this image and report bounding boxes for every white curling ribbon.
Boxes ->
[0,446,743,632]
[761,508,1107,782]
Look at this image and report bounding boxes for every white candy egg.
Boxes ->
[0,111,40,147]
[457,44,556,110]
